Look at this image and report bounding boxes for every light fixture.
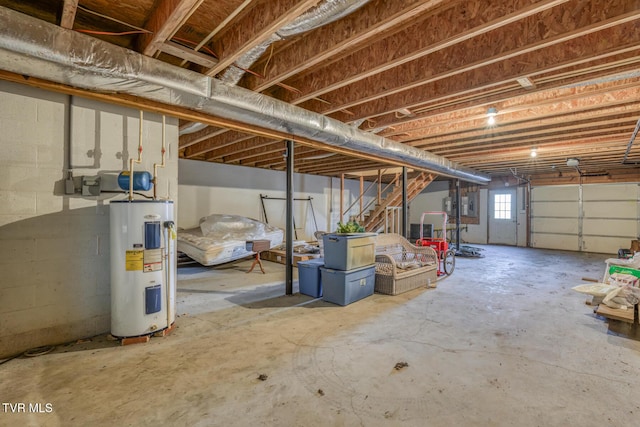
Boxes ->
[566,158,580,167]
[530,147,537,158]
[516,76,535,89]
[487,107,498,125]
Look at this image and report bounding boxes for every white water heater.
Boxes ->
[110,200,176,338]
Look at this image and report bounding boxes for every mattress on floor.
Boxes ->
[177,215,284,266]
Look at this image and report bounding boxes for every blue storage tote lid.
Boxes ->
[297,258,324,268]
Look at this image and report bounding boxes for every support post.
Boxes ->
[377,169,382,204]
[455,179,461,251]
[402,167,408,238]
[285,140,294,295]
[340,174,344,223]
[359,177,364,222]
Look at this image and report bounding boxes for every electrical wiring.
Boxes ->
[77,5,150,33]
[76,29,148,36]
[72,9,301,97]
[171,37,218,58]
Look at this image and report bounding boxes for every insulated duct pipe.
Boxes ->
[0,7,491,185]
[220,0,371,85]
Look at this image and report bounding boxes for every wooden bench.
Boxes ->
[375,233,438,295]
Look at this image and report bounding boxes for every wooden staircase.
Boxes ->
[361,172,435,232]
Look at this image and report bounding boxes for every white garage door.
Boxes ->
[531,183,639,254]
[531,185,580,251]
[582,183,639,254]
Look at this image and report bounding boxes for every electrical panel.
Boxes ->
[466,191,478,217]
[442,197,452,214]
[461,196,469,216]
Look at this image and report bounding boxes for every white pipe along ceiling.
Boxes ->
[0,6,491,184]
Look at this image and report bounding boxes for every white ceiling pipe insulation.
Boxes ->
[0,7,491,184]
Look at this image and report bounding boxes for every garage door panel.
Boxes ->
[532,186,578,201]
[582,183,639,200]
[582,236,632,255]
[583,218,637,236]
[528,183,637,254]
[532,234,579,251]
[532,201,579,217]
[583,201,637,219]
[532,217,578,234]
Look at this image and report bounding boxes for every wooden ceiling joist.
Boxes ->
[276,0,570,105]
[186,130,255,158]
[407,99,640,149]
[241,0,451,92]
[60,0,78,29]
[205,136,279,161]
[179,126,228,149]
[324,24,640,124]
[311,14,640,122]
[205,0,319,77]
[381,78,640,139]
[137,0,205,56]
[158,41,218,67]
[370,57,640,132]
[217,137,283,163]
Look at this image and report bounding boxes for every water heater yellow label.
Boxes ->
[125,250,144,271]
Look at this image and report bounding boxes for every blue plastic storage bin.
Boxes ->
[297,258,324,298]
[320,265,375,306]
[322,233,376,270]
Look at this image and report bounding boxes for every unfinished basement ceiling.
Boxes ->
[1,0,639,181]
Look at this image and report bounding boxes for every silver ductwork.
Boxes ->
[0,7,491,184]
[220,0,371,85]
[179,121,209,135]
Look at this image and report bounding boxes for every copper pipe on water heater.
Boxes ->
[128,110,144,200]
[153,115,167,200]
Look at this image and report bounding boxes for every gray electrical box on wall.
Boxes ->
[81,175,101,196]
[466,191,478,217]
[442,197,452,214]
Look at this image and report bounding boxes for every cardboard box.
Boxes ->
[262,249,320,267]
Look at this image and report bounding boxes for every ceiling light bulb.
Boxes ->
[487,107,498,125]
[530,148,537,158]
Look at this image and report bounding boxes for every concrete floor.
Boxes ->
[2,245,640,426]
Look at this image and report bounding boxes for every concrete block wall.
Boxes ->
[0,80,179,358]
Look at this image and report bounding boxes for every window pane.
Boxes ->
[494,193,511,220]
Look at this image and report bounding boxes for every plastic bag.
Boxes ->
[602,286,640,309]
[609,273,639,288]
[572,283,619,297]
[199,214,273,240]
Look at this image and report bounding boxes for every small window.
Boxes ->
[494,193,511,219]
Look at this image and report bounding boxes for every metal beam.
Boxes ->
[285,140,294,295]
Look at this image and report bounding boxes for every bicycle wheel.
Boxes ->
[443,249,456,275]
